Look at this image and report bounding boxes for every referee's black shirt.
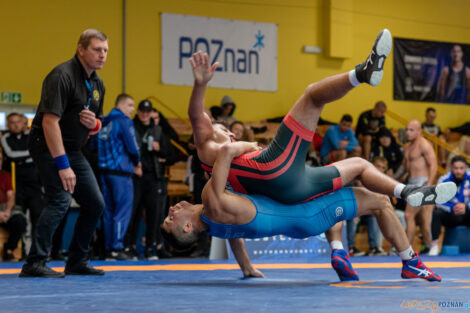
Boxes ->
[31,55,104,151]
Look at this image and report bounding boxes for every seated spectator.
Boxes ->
[320,114,360,165]
[356,101,387,160]
[430,155,470,255]
[1,113,45,243]
[229,121,254,142]
[422,107,446,166]
[446,135,470,170]
[219,95,237,126]
[370,127,403,176]
[0,156,26,261]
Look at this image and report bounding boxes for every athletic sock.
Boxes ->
[399,246,416,261]
[330,240,344,250]
[348,70,361,87]
[394,183,406,199]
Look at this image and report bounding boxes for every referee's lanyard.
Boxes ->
[85,79,93,109]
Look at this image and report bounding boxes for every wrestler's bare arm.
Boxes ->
[228,239,265,278]
[188,51,219,147]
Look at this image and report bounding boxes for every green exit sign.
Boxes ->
[1,91,22,104]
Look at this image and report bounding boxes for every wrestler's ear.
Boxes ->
[183,222,192,233]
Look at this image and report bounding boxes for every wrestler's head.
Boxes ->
[212,122,235,144]
[161,201,204,250]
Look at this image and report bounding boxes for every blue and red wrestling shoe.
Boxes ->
[331,249,359,281]
[401,253,442,282]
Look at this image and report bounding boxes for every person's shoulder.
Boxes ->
[439,171,452,182]
[0,170,11,181]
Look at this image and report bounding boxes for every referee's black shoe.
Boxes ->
[65,261,105,276]
[19,261,65,278]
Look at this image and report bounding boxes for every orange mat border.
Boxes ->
[1,261,470,275]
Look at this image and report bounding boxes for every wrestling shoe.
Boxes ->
[401,182,457,207]
[401,253,441,282]
[331,249,359,281]
[355,29,392,86]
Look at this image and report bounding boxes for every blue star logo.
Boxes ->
[253,30,265,50]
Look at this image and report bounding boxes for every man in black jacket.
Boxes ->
[126,100,176,259]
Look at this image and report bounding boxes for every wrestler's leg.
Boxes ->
[353,187,441,281]
[404,204,420,245]
[288,29,392,133]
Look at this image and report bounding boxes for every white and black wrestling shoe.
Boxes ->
[355,29,392,86]
[401,182,457,207]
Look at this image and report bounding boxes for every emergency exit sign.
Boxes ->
[1,91,22,104]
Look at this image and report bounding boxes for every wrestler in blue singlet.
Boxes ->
[201,188,357,240]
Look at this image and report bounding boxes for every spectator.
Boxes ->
[446,136,470,170]
[356,101,387,160]
[127,100,176,260]
[422,107,446,166]
[97,94,141,260]
[1,113,44,236]
[0,155,27,261]
[229,121,254,142]
[151,108,179,142]
[370,127,403,176]
[320,114,360,165]
[219,95,237,126]
[395,120,438,254]
[209,106,223,122]
[430,155,470,255]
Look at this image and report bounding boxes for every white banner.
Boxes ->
[161,13,278,91]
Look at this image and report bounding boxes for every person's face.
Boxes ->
[373,106,386,118]
[425,110,437,124]
[231,123,244,140]
[339,120,352,133]
[213,123,234,143]
[451,45,463,62]
[78,38,108,71]
[405,122,421,141]
[162,201,195,234]
[222,104,233,116]
[137,109,152,125]
[373,160,387,173]
[117,98,135,118]
[379,135,391,147]
[151,111,160,126]
[7,115,24,134]
[451,161,467,180]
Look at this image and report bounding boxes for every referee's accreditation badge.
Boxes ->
[93,90,100,101]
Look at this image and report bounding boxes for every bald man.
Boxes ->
[395,120,438,253]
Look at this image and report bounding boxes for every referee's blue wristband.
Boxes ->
[54,154,70,170]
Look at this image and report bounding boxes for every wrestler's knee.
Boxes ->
[370,194,393,217]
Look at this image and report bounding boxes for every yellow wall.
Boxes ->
[2,0,470,129]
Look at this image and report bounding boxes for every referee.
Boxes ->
[20,29,107,278]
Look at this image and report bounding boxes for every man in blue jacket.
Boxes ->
[97,93,141,260]
[320,114,361,165]
[430,155,470,255]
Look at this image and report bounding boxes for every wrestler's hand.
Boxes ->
[189,51,219,85]
[243,267,266,278]
[79,108,97,129]
[453,202,466,215]
[59,167,76,194]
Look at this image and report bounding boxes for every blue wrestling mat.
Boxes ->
[1,255,470,313]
